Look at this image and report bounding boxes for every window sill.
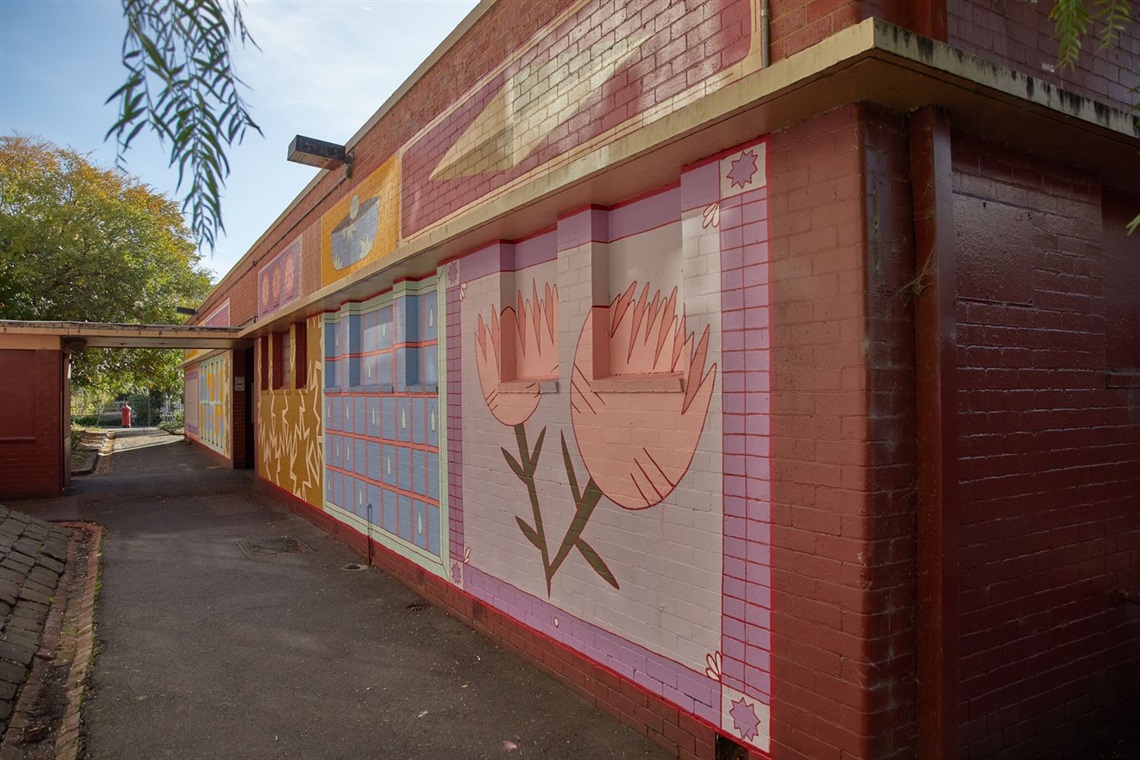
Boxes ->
[589,373,683,393]
[500,378,559,394]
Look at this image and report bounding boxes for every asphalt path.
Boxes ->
[18,430,667,760]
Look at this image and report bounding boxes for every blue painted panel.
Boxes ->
[346,357,361,389]
[368,484,383,525]
[421,294,438,342]
[354,396,367,435]
[398,495,412,541]
[376,351,393,387]
[404,294,420,343]
[428,504,441,556]
[361,311,376,353]
[324,359,338,390]
[426,397,440,447]
[412,398,426,445]
[377,306,394,350]
[329,397,341,432]
[366,398,381,437]
[342,435,354,472]
[354,438,367,476]
[427,452,440,501]
[402,347,421,389]
[382,398,397,440]
[412,500,427,550]
[340,397,353,433]
[397,447,412,491]
[422,345,438,386]
[327,433,340,468]
[324,321,339,359]
[412,449,427,495]
[347,314,362,354]
[383,488,398,535]
[397,398,411,442]
[381,444,397,487]
[367,442,381,480]
[326,470,339,507]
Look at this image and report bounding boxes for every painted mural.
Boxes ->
[197,353,230,458]
[258,236,303,317]
[184,368,199,437]
[401,0,760,237]
[321,156,400,286]
[439,139,772,754]
[258,316,324,506]
[323,278,445,575]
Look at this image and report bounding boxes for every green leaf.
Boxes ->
[515,517,543,549]
[576,539,619,589]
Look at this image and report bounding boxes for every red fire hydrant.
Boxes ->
[120,403,132,428]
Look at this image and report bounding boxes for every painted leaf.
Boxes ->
[576,538,619,589]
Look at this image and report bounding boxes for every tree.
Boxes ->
[106,0,261,251]
[1050,0,1138,232]
[0,135,214,394]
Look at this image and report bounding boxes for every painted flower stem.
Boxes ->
[504,423,554,592]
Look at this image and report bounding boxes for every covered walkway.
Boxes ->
[15,431,664,759]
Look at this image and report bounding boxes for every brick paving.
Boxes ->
[0,506,71,738]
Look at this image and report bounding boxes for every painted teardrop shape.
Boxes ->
[386,453,392,476]
[416,512,424,535]
[428,307,435,329]
[430,407,437,433]
[400,405,407,430]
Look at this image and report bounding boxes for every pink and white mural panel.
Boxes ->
[441,139,772,753]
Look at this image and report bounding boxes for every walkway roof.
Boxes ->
[0,320,250,350]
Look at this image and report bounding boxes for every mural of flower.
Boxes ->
[474,281,558,426]
[571,282,717,509]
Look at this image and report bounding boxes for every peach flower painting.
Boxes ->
[570,282,717,509]
[474,278,716,594]
[475,281,558,426]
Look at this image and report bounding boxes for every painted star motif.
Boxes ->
[726,150,759,189]
[730,697,761,742]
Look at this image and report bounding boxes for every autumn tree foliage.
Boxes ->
[0,135,213,393]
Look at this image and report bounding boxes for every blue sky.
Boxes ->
[0,0,478,281]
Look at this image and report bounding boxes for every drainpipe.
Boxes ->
[761,0,770,68]
[909,106,959,760]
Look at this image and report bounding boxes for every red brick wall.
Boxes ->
[768,104,917,760]
[0,349,65,499]
[953,132,1140,758]
[948,0,1140,111]
[769,0,864,61]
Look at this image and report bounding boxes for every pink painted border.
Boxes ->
[464,564,721,724]
[717,140,773,708]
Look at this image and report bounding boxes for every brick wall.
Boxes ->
[0,350,65,499]
[769,0,864,61]
[767,104,917,760]
[948,0,1140,111]
[953,131,1140,758]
